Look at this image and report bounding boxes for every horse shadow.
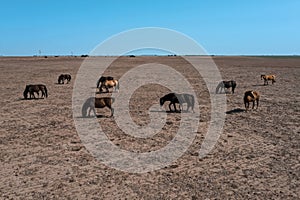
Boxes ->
[216,91,232,94]
[76,114,109,119]
[252,84,267,87]
[149,110,190,113]
[226,108,245,114]
[18,97,45,101]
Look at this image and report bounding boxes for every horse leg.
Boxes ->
[174,103,178,112]
[252,101,255,109]
[99,85,103,93]
[169,103,173,112]
[256,99,259,109]
[110,107,114,117]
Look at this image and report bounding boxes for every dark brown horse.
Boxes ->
[244,90,260,111]
[23,84,48,99]
[160,93,195,112]
[96,76,114,89]
[261,74,276,85]
[216,80,237,94]
[82,97,115,117]
[58,74,71,84]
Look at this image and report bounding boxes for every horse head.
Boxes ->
[159,97,165,107]
[23,85,29,99]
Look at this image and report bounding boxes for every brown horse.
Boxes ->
[82,97,114,117]
[99,79,119,93]
[160,93,195,112]
[23,84,48,99]
[261,74,276,85]
[58,74,71,84]
[244,90,260,111]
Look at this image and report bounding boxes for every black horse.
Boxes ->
[58,74,71,84]
[96,76,114,89]
[160,93,195,112]
[216,80,237,94]
[23,84,48,99]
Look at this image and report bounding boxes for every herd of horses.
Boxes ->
[23,72,276,116]
[82,74,276,117]
[23,73,72,99]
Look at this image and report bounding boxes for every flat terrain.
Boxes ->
[0,56,299,199]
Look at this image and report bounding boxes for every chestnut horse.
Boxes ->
[244,90,260,111]
[82,97,114,117]
[261,74,276,85]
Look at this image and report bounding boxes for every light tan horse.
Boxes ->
[244,90,260,111]
[99,79,119,93]
[261,74,276,85]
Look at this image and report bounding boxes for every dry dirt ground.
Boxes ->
[0,56,299,199]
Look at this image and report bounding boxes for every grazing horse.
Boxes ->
[96,76,114,89]
[23,84,48,99]
[261,74,276,85]
[244,90,260,111]
[58,74,71,84]
[160,93,195,112]
[82,97,114,117]
[216,80,237,94]
[99,79,119,93]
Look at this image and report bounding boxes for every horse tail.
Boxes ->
[111,97,115,104]
[96,78,101,88]
[190,95,195,112]
[232,81,237,94]
[116,80,119,91]
[44,86,48,98]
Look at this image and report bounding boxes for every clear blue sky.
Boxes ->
[1,0,299,56]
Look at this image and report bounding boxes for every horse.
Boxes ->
[96,76,114,88]
[261,74,276,85]
[23,84,48,99]
[82,97,114,117]
[216,80,237,94]
[99,79,119,93]
[244,90,260,111]
[58,74,71,84]
[160,93,195,112]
